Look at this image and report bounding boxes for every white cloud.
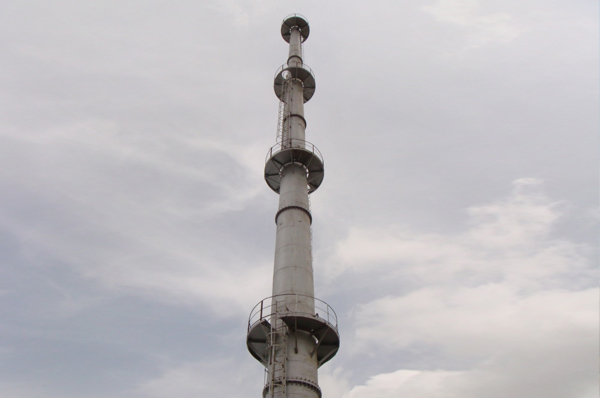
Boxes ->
[134,359,262,398]
[330,178,592,290]
[348,369,461,398]
[422,0,522,47]
[319,366,352,398]
[338,285,598,398]
[0,118,271,316]
[344,352,599,398]
[0,383,46,398]
[207,0,278,27]
[325,178,598,398]
[354,286,597,356]
[0,1,595,397]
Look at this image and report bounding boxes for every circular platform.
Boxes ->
[247,294,340,368]
[274,64,316,103]
[281,13,310,42]
[264,139,324,194]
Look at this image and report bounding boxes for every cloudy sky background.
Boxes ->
[0,0,597,397]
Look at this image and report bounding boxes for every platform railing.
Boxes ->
[274,63,315,81]
[248,294,338,333]
[282,13,309,26]
[265,138,323,165]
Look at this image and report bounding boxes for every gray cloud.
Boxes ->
[0,0,596,397]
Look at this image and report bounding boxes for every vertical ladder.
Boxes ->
[268,304,288,398]
[282,79,292,147]
[310,224,313,267]
[276,99,285,143]
[276,84,291,145]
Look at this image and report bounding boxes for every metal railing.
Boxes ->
[281,13,310,43]
[282,13,309,25]
[274,63,315,81]
[248,294,338,333]
[265,138,323,166]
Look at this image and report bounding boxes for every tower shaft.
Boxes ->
[273,24,311,303]
[272,23,317,398]
[247,14,339,398]
[282,27,306,145]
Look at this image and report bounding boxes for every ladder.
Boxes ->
[276,98,285,143]
[277,80,292,146]
[267,304,288,398]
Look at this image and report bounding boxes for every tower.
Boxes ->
[246,14,340,398]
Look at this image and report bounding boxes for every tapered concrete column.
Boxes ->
[286,329,319,398]
[286,79,306,146]
[271,18,318,398]
[247,14,338,398]
[282,78,306,147]
[288,27,302,67]
[273,164,313,300]
[273,24,313,312]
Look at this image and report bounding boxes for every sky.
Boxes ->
[0,0,597,397]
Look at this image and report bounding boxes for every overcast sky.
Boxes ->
[0,1,597,397]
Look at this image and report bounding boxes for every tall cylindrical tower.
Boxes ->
[247,14,340,398]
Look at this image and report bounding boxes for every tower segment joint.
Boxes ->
[263,379,322,398]
[282,113,307,129]
[275,205,312,225]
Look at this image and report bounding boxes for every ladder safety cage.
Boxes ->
[266,302,288,398]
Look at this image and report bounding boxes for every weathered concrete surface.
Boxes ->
[261,17,332,398]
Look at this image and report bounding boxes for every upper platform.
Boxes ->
[274,64,316,103]
[281,14,310,42]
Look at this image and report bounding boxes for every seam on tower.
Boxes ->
[283,113,307,128]
[275,205,312,224]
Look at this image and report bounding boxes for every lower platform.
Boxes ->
[246,294,340,368]
[247,319,271,366]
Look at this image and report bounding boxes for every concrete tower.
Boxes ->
[247,14,340,398]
